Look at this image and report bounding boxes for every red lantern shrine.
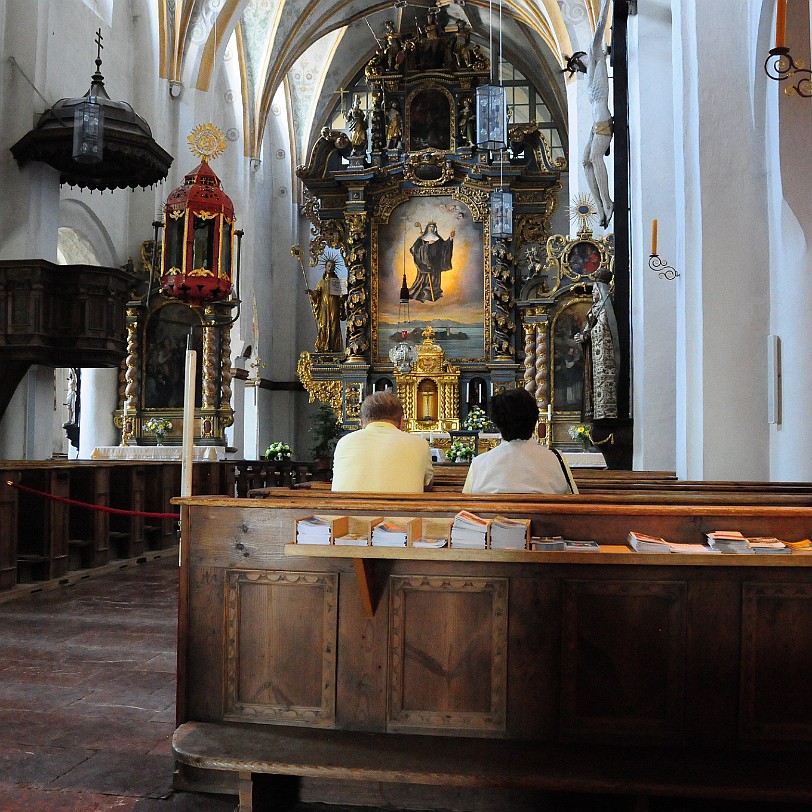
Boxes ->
[160,124,236,304]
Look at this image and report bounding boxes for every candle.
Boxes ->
[651,219,658,255]
[775,0,787,49]
[547,403,553,421]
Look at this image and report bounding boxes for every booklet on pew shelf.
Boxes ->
[563,540,601,552]
[334,533,369,546]
[747,537,792,554]
[296,514,346,545]
[530,537,566,552]
[412,537,448,549]
[371,521,409,547]
[627,531,671,553]
[666,542,720,554]
[450,510,490,549]
[490,516,531,551]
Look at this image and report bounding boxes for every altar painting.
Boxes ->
[552,300,590,412]
[376,196,485,361]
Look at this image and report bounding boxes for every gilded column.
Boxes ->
[523,323,536,394]
[220,321,233,424]
[123,308,139,412]
[491,240,515,360]
[344,212,370,360]
[535,327,549,406]
[202,307,217,410]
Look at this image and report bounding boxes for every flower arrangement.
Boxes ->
[463,406,495,433]
[265,441,292,461]
[144,417,172,444]
[446,440,474,463]
[568,424,592,452]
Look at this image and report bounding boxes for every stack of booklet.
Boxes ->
[371,521,409,547]
[705,530,753,554]
[627,531,718,554]
[746,537,791,554]
[334,533,369,547]
[296,515,337,545]
[450,510,491,549]
[490,516,531,551]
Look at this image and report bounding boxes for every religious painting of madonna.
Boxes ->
[552,300,591,412]
[375,195,485,362]
[143,303,203,408]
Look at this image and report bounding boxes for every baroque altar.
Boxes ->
[295,11,615,451]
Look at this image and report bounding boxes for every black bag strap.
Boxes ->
[550,447,579,494]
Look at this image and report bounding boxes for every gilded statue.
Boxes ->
[308,259,347,353]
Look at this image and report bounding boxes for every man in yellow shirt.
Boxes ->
[331,392,433,492]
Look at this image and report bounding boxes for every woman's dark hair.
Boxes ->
[489,388,539,441]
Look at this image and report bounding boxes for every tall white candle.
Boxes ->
[547,403,553,421]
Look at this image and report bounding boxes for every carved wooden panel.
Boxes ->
[560,579,687,742]
[740,582,812,743]
[388,574,508,734]
[224,570,337,726]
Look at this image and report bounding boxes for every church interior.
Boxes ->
[1,0,812,809]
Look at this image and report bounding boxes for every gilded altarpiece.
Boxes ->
[296,17,563,430]
[518,229,615,448]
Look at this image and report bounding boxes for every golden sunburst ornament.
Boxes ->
[188,123,227,162]
[569,194,598,233]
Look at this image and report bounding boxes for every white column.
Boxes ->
[671,0,771,480]
[627,0,677,471]
[77,368,119,458]
[767,0,812,479]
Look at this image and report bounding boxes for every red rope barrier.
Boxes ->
[3,480,179,520]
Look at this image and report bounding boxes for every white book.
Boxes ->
[334,534,369,546]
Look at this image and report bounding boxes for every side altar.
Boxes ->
[295,12,618,458]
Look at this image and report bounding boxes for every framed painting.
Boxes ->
[551,299,591,413]
[373,192,487,362]
[143,302,203,409]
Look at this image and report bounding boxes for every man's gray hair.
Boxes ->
[360,391,404,426]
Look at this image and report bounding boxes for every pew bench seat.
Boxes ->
[172,721,812,811]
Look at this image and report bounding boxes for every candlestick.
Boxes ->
[651,219,658,255]
[775,0,787,49]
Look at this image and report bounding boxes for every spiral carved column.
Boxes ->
[202,309,217,411]
[535,327,549,407]
[123,308,139,412]
[220,323,233,426]
[523,324,536,395]
[344,212,370,360]
[491,240,515,360]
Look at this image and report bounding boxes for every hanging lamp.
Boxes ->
[160,124,236,305]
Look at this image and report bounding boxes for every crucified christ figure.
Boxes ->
[583,0,614,228]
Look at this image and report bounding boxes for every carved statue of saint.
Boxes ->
[308,259,347,353]
[576,272,620,420]
[345,95,368,156]
[582,0,614,228]
[383,20,404,71]
[386,101,403,150]
[458,96,475,146]
[408,222,455,303]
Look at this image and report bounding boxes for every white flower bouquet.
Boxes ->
[446,440,474,462]
[463,406,495,432]
[265,441,292,461]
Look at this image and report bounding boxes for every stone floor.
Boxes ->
[1,553,811,812]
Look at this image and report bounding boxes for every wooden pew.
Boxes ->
[173,491,812,810]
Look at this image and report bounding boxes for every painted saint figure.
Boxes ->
[308,259,347,353]
[582,0,614,228]
[408,222,455,303]
[575,273,620,420]
[386,101,403,150]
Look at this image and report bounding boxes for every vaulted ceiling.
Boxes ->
[158,0,599,159]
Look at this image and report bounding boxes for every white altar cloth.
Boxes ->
[91,446,226,461]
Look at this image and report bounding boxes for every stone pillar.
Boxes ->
[671,0,770,479]
[77,368,119,458]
